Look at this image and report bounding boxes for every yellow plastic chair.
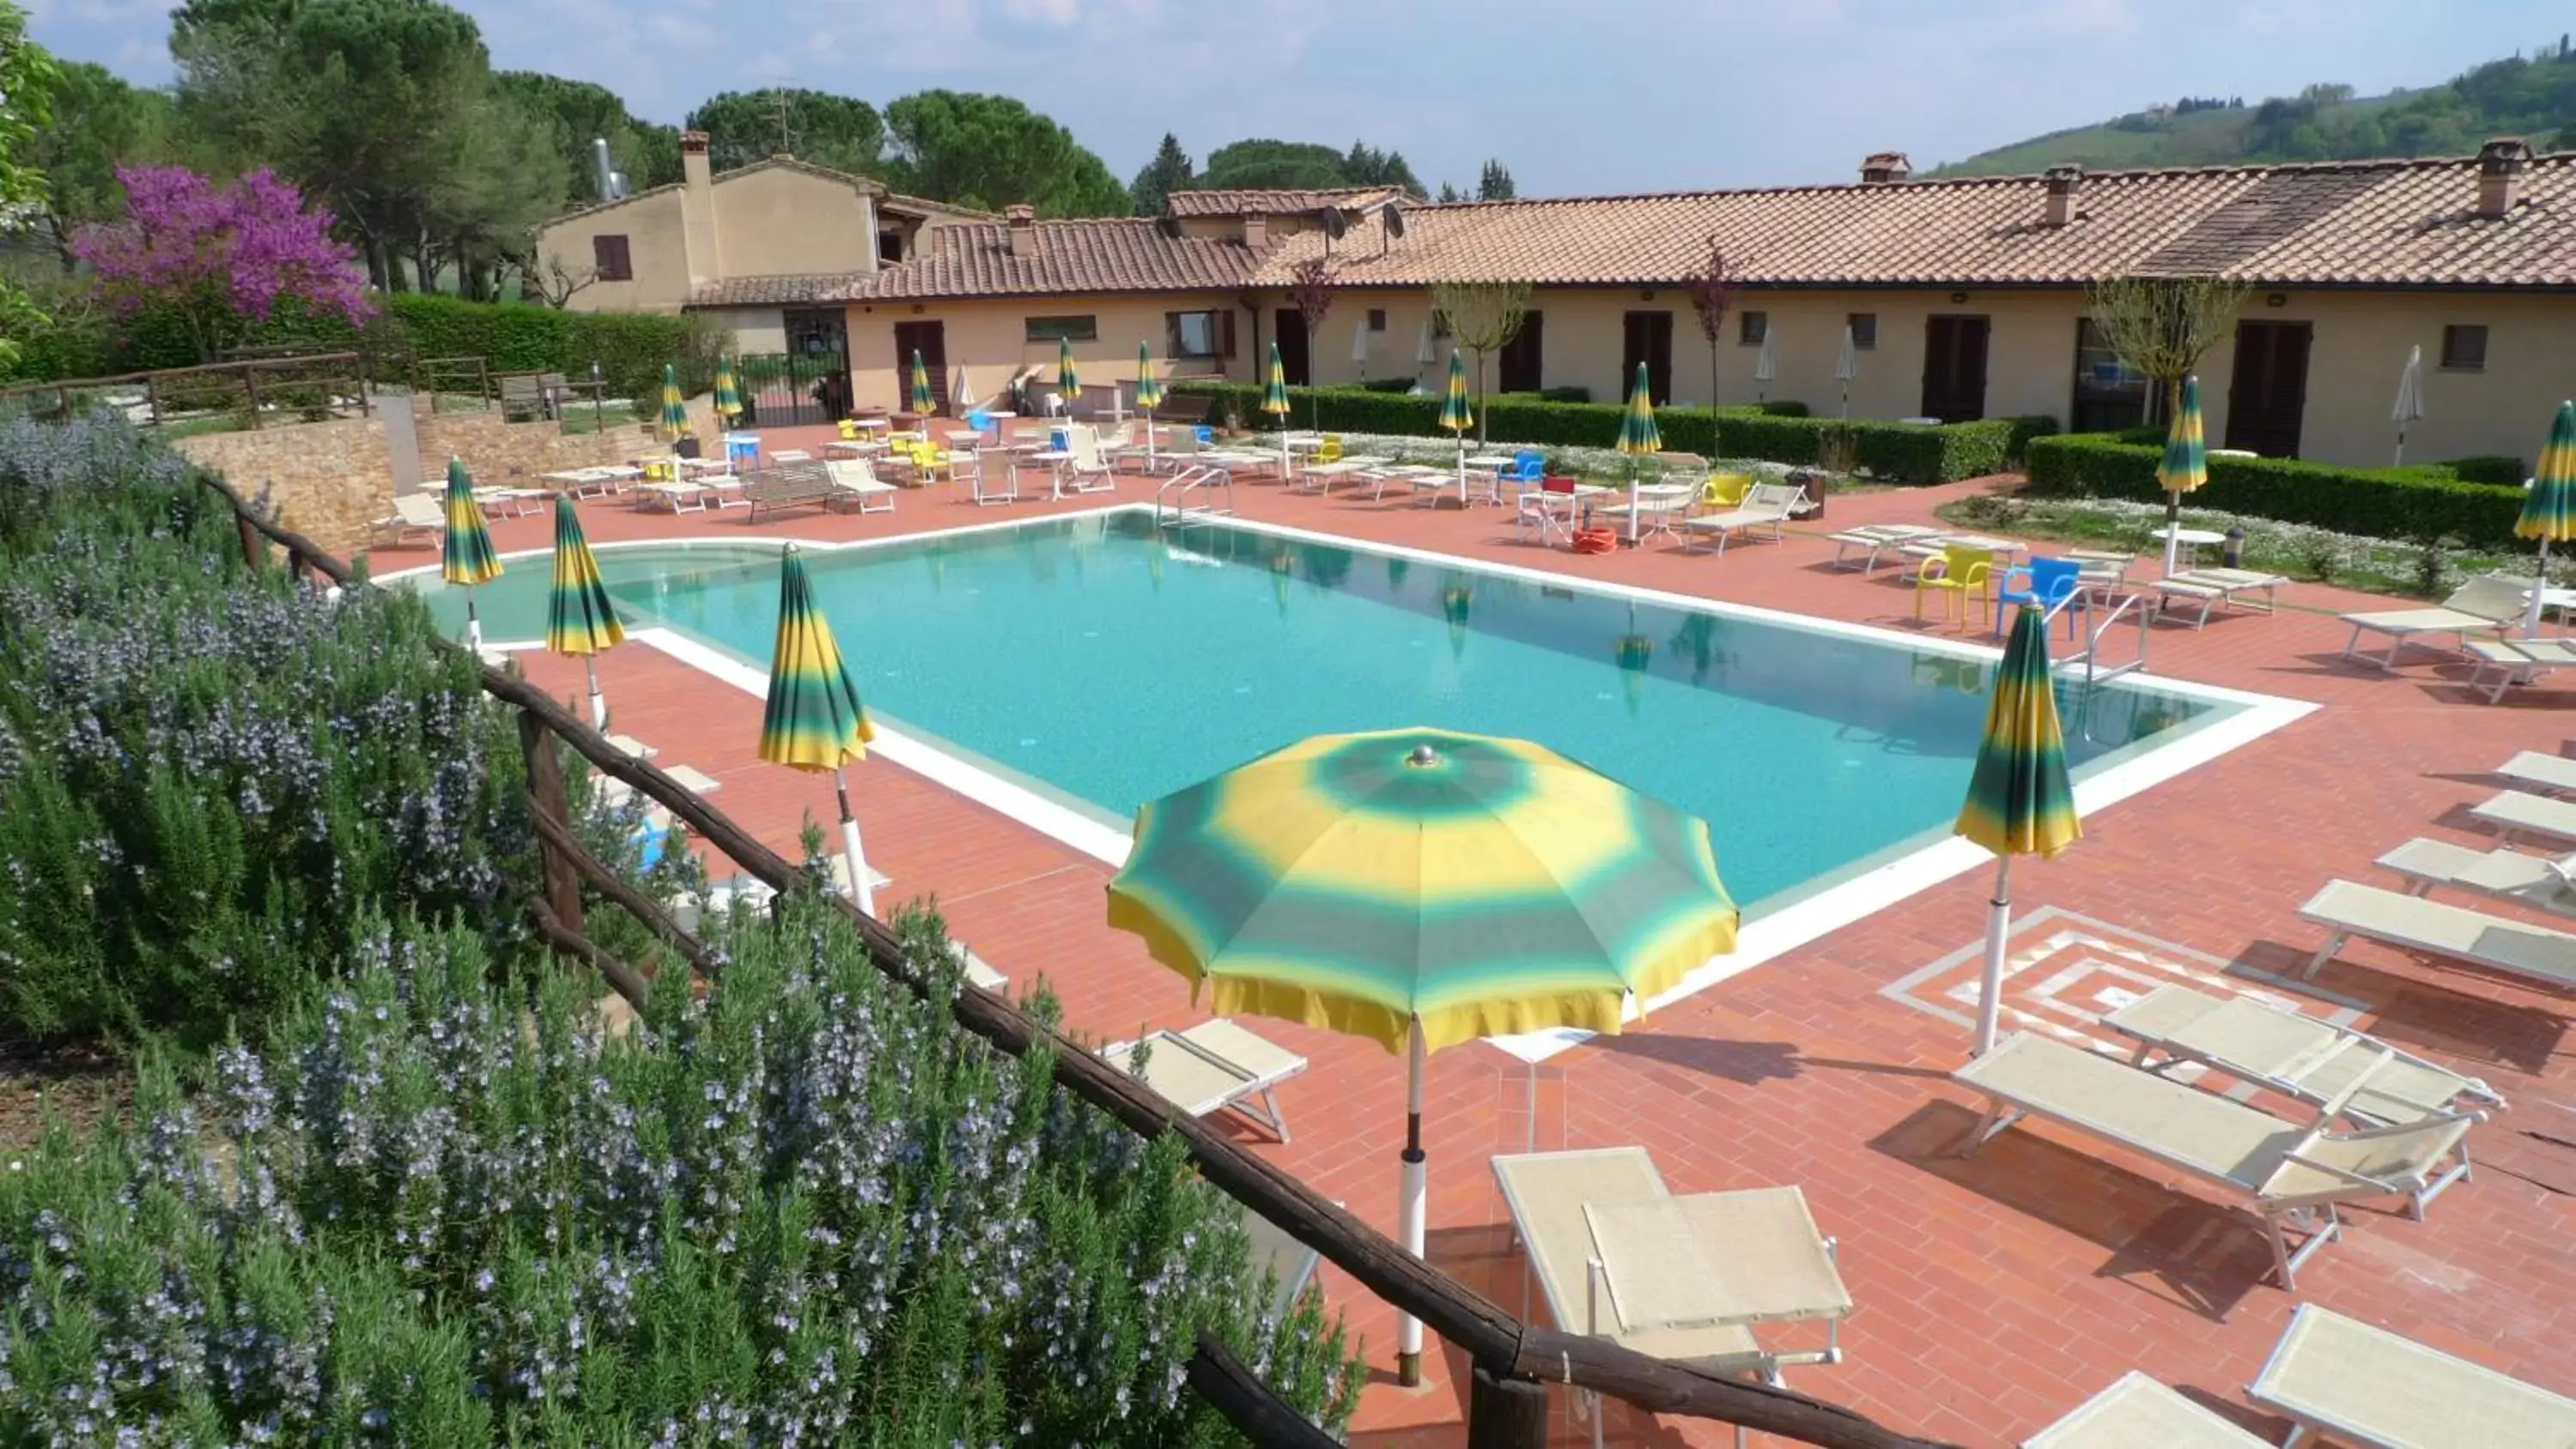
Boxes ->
[909,438,952,484]
[837,418,862,441]
[641,458,677,482]
[1315,433,1345,465]
[1914,544,1994,630]
[1702,472,1753,508]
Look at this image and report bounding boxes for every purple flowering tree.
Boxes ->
[71,164,374,364]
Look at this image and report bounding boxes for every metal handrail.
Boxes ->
[2068,588,2150,683]
[1155,464,1235,525]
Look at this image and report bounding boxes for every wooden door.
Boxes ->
[1498,312,1544,393]
[1920,315,1991,421]
[891,319,949,415]
[1620,311,1674,404]
[1274,309,1310,385]
[2224,321,2312,458]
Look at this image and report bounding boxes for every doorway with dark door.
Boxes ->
[1498,312,1544,393]
[2224,320,2311,458]
[1273,309,1311,385]
[741,308,854,427]
[891,319,949,417]
[1920,315,1990,422]
[1621,311,1673,404]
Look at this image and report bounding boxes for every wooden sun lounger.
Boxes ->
[2339,575,2527,669]
[2298,878,2576,991]
[1952,1033,2481,1287]
[2103,981,2502,1129]
[2250,1304,2576,1449]
[2149,568,2285,628]
[1102,1017,1305,1142]
[2024,1372,2272,1448]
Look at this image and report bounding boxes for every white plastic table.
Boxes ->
[2154,524,2229,570]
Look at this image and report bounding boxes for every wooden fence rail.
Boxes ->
[206,472,1960,1449]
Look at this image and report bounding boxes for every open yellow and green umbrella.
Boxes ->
[1135,342,1165,467]
[2154,375,2208,576]
[908,349,935,418]
[1956,606,2081,1056]
[2516,401,2576,637]
[714,358,742,422]
[658,364,689,446]
[440,456,501,649]
[547,494,624,728]
[1106,725,1737,1386]
[760,543,879,915]
[1261,340,1293,478]
[1437,349,1473,500]
[1616,361,1663,543]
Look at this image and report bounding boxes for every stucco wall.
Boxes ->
[697,306,787,355]
[542,190,693,315]
[714,168,878,278]
[841,294,1255,412]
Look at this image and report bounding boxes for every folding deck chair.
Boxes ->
[2338,575,2528,669]
[2149,568,2286,628]
[2298,878,2576,991]
[2250,1304,2576,1448]
[2103,982,2503,1128]
[1102,1017,1305,1142]
[2375,835,2576,919]
[1951,1033,2482,1287]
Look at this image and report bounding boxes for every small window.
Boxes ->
[1738,311,1766,345]
[1024,315,1098,343]
[2439,324,2488,371]
[1847,312,1877,349]
[1166,309,1236,360]
[592,234,633,282]
[1366,307,1388,331]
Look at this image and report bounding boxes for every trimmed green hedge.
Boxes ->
[1173,381,2045,482]
[2026,432,2529,547]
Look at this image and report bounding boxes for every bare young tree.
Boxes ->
[526,253,600,309]
[1685,237,1735,409]
[1286,257,1336,425]
[2083,273,2251,425]
[1430,278,1531,444]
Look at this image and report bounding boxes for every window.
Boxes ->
[1847,312,1878,349]
[1738,311,1767,345]
[1024,315,1097,343]
[1366,307,1388,331]
[592,234,633,282]
[2440,324,2488,371]
[1166,309,1236,360]
[2069,317,2148,433]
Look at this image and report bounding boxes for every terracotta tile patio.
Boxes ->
[379,427,2576,1447]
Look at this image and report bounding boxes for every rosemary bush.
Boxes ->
[0,902,1364,1446]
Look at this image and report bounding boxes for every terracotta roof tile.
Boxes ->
[688,274,869,308]
[1163,187,1401,217]
[839,220,1257,300]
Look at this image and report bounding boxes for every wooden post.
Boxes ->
[518,712,586,940]
[244,364,263,429]
[235,514,264,571]
[145,374,161,427]
[1467,1364,1550,1449]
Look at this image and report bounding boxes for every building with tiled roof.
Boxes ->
[1161,186,1405,219]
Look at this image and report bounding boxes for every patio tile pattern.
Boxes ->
[387,429,2576,1447]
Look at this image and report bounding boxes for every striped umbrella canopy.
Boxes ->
[908,350,935,416]
[1955,606,2081,1056]
[1263,341,1295,480]
[547,494,624,727]
[2516,400,2576,636]
[1106,724,1736,1385]
[1058,336,1080,398]
[440,456,502,650]
[658,364,689,444]
[1134,342,1166,412]
[714,358,743,421]
[1437,349,1473,500]
[2154,375,2208,575]
[760,544,880,914]
[1616,362,1662,543]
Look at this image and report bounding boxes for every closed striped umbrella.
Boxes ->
[2516,400,2576,637]
[1058,336,1079,400]
[2391,345,2425,464]
[2154,375,2208,576]
[1833,324,1858,417]
[1615,602,1653,716]
[440,456,501,650]
[760,544,879,915]
[1443,584,1472,662]
[1135,343,1165,468]
[908,349,935,417]
[1106,725,1735,1385]
[1956,606,2081,1056]
[714,358,743,421]
[658,364,689,445]
[1437,349,1472,500]
[1263,341,1293,479]
[1617,362,1662,543]
[547,495,624,728]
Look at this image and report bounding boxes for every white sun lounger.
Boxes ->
[2466,639,2576,701]
[2339,575,2528,668]
[1826,523,1943,572]
[2377,836,2576,919]
[1952,1033,2480,1287]
[2103,982,2503,1129]
[2499,750,2576,796]
[370,492,447,545]
[823,458,899,512]
[1674,483,1806,555]
[1239,1204,1324,1320]
[2469,788,2576,848]
[2024,1372,2273,1449]
[1102,1017,1305,1142]
[2298,878,2576,991]
[2150,568,2285,629]
[2249,1304,2576,1449]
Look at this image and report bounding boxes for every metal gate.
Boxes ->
[734,349,852,429]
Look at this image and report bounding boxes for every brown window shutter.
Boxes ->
[1219,308,1237,358]
[593,234,633,282]
[1165,312,1182,358]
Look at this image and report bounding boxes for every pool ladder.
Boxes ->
[1155,465,1236,527]
[2061,587,2150,683]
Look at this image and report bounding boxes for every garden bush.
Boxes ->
[2439,453,2527,487]
[0,901,1365,1445]
[2025,431,2529,549]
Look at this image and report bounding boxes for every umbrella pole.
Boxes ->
[1395,1017,1428,1388]
[834,765,876,917]
[584,656,606,730]
[2394,425,2407,468]
[1625,460,1641,547]
[465,591,483,652]
[1974,855,2014,1056]
[2528,537,2553,640]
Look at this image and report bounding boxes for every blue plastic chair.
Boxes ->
[1194,425,1215,446]
[1995,556,2084,636]
[1501,450,1546,503]
[966,409,993,437]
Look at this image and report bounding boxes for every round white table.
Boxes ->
[2154,524,2229,571]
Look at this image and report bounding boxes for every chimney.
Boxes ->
[1860,151,1911,185]
[2042,164,2083,227]
[1242,211,1270,249]
[2476,137,2533,218]
[677,130,720,283]
[1005,204,1038,258]
[592,137,617,202]
[680,129,712,193]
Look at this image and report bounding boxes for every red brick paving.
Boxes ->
[379,423,2576,1447]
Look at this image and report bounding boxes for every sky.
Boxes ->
[22,0,2567,194]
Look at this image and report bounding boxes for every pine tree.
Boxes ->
[1476,159,1515,200]
[1437,181,1461,203]
[1128,131,1194,216]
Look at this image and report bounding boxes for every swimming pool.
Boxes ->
[411,509,2299,919]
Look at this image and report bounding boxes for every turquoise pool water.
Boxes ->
[416,512,2236,912]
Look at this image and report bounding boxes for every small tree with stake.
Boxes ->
[1686,237,1735,410]
[1431,279,1531,446]
[2085,272,2250,548]
[1287,257,1337,427]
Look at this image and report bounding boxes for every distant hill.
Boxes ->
[1933,39,2576,176]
